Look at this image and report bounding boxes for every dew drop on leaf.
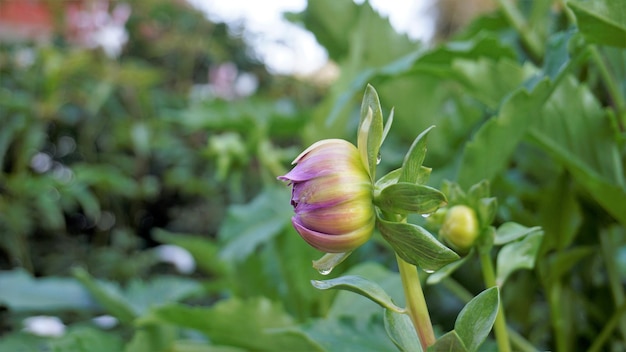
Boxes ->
[376,152,382,165]
[318,267,333,276]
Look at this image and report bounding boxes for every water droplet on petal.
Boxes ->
[421,213,431,218]
[318,267,333,276]
[376,152,382,165]
[423,268,435,274]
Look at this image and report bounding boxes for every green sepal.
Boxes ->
[377,216,460,271]
[358,84,385,181]
[454,287,499,352]
[384,309,423,352]
[312,252,352,274]
[375,182,447,215]
[468,180,491,200]
[441,180,467,204]
[475,197,497,229]
[400,126,435,183]
[311,275,404,313]
[375,166,432,191]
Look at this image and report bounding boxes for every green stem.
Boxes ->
[588,301,626,352]
[479,250,512,352]
[396,254,435,350]
[589,45,626,126]
[496,0,543,61]
[599,228,626,342]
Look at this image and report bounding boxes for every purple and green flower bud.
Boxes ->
[278,139,375,253]
[439,205,479,252]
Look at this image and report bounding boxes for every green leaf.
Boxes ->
[455,287,499,352]
[327,262,403,322]
[497,231,544,285]
[218,186,293,263]
[451,58,537,110]
[152,298,323,351]
[0,269,95,312]
[568,0,626,48]
[302,317,396,352]
[538,173,582,253]
[72,267,137,324]
[384,309,422,352]
[427,331,468,352]
[358,84,385,181]
[399,126,435,184]
[458,79,552,188]
[49,326,123,352]
[494,222,543,245]
[311,275,404,313]
[0,332,46,352]
[528,75,626,227]
[125,322,177,352]
[124,276,204,316]
[377,217,460,271]
[170,341,246,352]
[376,183,447,215]
[426,249,474,285]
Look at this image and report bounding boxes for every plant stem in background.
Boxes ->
[496,0,543,61]
[588,301,626,352]
[479,250,512,352]
[396,254,435,350]
[590,45,626,127]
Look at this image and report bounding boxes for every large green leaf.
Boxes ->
[72,268,138,324]
[0,269,95,312]
[152,298,322,351]
[218,186,292,263]
[458,79,552,188]
[569,0,626,48]
[49,326,123,352]
[451,58,537,110]
[529,75,626,226]
[302,317,396,352]
[454,287,499,352]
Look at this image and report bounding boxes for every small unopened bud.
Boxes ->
[278,139,375,253]
[439,205,478,252]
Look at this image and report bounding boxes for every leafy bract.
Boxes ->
[377,217,460,271]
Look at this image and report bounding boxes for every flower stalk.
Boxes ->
[397,253,435,350]
[479,248,512,352]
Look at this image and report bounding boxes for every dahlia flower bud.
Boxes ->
[278,139,375,253]
[439,205,479,252]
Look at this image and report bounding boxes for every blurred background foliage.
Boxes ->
[0,0,625,351]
